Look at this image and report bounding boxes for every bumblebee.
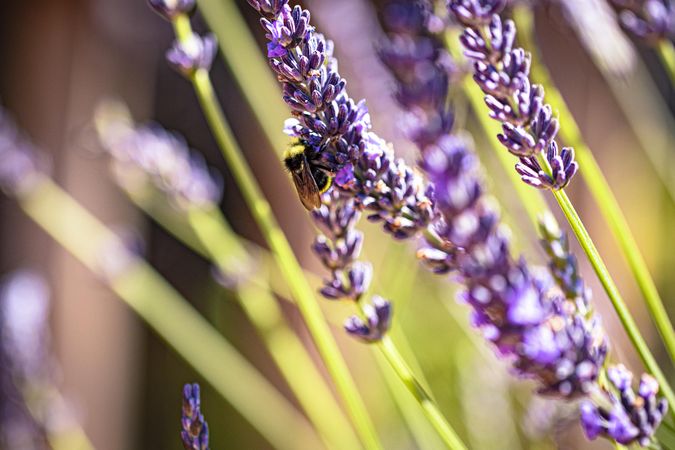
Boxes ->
[283,139,333,210]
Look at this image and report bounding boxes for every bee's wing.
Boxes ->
[291,167,322,210]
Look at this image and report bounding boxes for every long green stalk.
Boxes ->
[553,190,675,411]
[513,6,675,366]
[377,336,468,450]
[17,176,323,450]
[172,15,382,450]
[657,41,675,86]
[187,206,362,450]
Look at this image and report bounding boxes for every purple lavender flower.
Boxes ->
[581,364,668,446]
[0,271,52,448]
[147,0,195,20]
[448,0,579,190]
[249,0,434,240]
[95,102,223,209]
[0,107,45,196]
[380,0,606,397]
[311,189,392,342]
[167,34,218,77]
[344,296,393,343]
[181,383,210,450]
[612,0,675,43]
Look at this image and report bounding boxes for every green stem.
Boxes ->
[553,190,675,412]
[172,16,382,450]
[657,41,675,86]
[513,6,675,366]
[187,207,362,450]
[18,176,322,450]
[377,336,468,450]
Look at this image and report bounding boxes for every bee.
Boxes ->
[283,139,333,210]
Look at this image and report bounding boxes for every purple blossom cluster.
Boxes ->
[311,190,392,342]
[167,34,218,77]
[612,0,675,42]
[96,104,223,209]
[380,0,606,398]
[181,383,210,450]
[581,364,668,446]
[247,0,434,240]
[449,0,578,190]
[0,107,44,197]
[0,271,51,449]
[246,0,443,342]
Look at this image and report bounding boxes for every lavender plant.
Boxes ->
[181,383,210,450]
[96,103,363,450]
[378,1,668,445]
[447,0,675,414]
[148,2,385,448]
[380,0,606,398]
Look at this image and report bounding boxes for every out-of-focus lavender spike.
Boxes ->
[147,0,196,21]
[380,0,606,398]
[95,101,223,209]
[612,0,675,43]
[344,296,393,343]
[0,271,53,448]
[167,34,218,77]
[581,364,668,446]
[448,0,579,190]
[181,383,210,450]
[0,107,46,196]
[0,271,51,380]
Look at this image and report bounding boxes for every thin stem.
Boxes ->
[172,16,382,450]
[553,190,675,412]
[18,176,322,450]
[187,207,362,450]
[657,41,675,86]
[195,0,288,151]
[513,6,675,366]
[377,336,468,450]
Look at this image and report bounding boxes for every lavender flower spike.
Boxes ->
[181,383,210,450]
[249,0,434,241]
[380,0,606,397]
[448,0,578,190]
[612,0,675,43]
[581,364,668,446]
[95,101,223,210]
[0,106,45,196]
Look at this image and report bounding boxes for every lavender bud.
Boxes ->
[181,383,210,450]
[581,364,668,446]
[448,1,579,190]
[344,297,393,343]
[147,0,195,21]
[166,34,217,77]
